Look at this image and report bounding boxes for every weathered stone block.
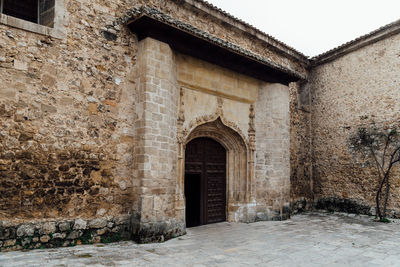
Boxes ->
[73,219,87,230]
[41,103,57,113]
[88,218,107,229]
[96,228,108,236]
[3,239,16,247]
[16,225,35,237]
[67,231,82,240]
[41,222,56,235]
[40,235,50,243]
[131,217,185,244]
[13,60,27,71]
[52,233,66,239]
[41,74,57,88]
[0,227,15,240]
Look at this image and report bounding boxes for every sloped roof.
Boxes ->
[311,19,400,65]
[180,0,308,61]
[188,0,400,66]
[121,6,307,82]
[115,1,400,74]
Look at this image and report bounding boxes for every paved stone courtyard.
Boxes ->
[1,212,400,266]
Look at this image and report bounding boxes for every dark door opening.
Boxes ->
[185,137,226,227]
[185,173,201,227]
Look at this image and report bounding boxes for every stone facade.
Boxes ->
[0,0,141,250]
[0,0,308,250]
[0,0,398,251]
[307,24,400,216]
[0,0,138,221]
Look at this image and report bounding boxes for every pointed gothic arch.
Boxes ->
[178,117,255,223]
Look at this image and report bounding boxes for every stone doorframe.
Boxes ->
[176,88,257,223]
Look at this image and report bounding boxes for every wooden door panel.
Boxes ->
[185,137,226,226]
[206,171,226,223]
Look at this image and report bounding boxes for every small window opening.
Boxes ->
[0,0,55,27]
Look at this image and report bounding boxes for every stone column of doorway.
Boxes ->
[132,37,185,243]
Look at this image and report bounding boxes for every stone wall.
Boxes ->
[0,215,130,252]
[255,83,291,220]
[308,32,400,216]
[0,0,137,221]
[0,0,309,250]
[289,82,313,212]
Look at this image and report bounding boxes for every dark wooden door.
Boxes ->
[185,137,226,227]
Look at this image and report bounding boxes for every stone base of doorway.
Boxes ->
[130,217,186,243]
[255,206,291,222]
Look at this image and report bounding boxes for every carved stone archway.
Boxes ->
[178,118,256,223]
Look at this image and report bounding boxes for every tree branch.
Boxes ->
[382,134,391,170]
[381,149,400,217]
[370,147,384,179]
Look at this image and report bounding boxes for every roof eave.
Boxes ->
[125,7,306,85]
[311,19,400,66]
[176,0,309,64]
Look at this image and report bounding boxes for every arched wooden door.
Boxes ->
[185,137,227,227]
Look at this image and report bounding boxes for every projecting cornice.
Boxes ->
[118,6,306,85]
[172,0,309,64]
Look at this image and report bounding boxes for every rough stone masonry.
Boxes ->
[0,0,398,251]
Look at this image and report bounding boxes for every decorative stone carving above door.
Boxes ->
[176,82,257,223]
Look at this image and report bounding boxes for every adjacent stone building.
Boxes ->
[0,0,398,251]
[306,20,400,215]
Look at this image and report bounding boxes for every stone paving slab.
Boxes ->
[1,212,400,267]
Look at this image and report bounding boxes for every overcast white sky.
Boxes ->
[206,0,400,57]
